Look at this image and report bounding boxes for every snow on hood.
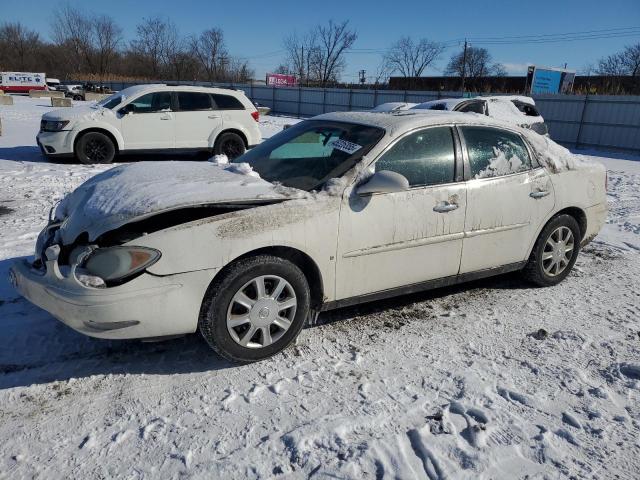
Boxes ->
[54,161,299,244]
[42,104,116,123]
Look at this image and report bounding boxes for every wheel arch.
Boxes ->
[214,128,248,148]
[206,246,325,311]
[527,206,588,258]
[73,127,122,155]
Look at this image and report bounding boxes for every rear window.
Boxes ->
[177,92,212,111]
[212,94,245,110]
[512,100,540,117]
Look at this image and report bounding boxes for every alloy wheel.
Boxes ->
[542,226,575,277]
[226,275,297,349]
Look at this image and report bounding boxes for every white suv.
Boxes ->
[37,84,261,164]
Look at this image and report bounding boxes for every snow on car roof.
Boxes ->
[315,109,509,135]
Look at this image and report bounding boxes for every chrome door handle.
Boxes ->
[433,203,458,213]
[160,114,171,120]
[530,190,550,199]
[208,114,221,119]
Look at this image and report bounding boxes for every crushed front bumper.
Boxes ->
[9,255,216,340]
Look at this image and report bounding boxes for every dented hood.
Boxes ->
[54,161,296,245]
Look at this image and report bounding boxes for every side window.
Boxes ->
[461,127,532,179]
[375,127,456,187]
[457,100,486,115]
[129,92,171,113]
[212,94,245,110]
[177,92,212,111]
[428,103,447,111]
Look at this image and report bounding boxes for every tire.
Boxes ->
[76,131,116,164]
[213,132,246,160]
[522,214,581,287]
[199,255,310,362]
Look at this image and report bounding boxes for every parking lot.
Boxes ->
[1,96,640,478]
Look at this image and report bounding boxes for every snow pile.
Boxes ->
[54,161,290,244]
[209,154,229,165]
[475,147,524,179]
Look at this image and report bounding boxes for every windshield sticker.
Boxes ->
[329,139,362,155]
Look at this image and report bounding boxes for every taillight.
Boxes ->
[251,110,259,122]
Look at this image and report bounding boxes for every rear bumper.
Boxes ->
[9,258,216,340]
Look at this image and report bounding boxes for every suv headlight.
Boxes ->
[83,246,161,283]
[41,120,70,132]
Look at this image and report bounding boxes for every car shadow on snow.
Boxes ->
[0,146,51,163]
[0,253,529,390]
[0,257,236,390]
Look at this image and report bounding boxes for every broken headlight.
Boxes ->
[83,246,161,283]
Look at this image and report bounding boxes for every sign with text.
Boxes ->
[266,73,297,87]
[527,66,575,94]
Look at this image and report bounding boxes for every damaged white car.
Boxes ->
[9,111,607,362]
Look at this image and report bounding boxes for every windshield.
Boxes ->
[94,93,124,109]
[233,120,384,191]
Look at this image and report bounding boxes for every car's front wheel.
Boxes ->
[522,214,581,286]
[76,131,116,164]
[213,132,246,160]
[199,255,310,362]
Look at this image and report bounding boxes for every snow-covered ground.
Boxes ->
[0,96,639,479]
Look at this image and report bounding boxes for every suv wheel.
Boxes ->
[522,214,581,287]
[199,255,310,362]
[76,132,116,164]
[214,132,246,160]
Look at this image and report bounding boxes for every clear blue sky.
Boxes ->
[3,0,639,80]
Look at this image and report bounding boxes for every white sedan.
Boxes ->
[10,111,607,362]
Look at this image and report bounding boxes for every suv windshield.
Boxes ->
[233,120,385,191]
[95,93,124,109]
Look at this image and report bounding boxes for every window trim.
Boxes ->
[455,124,536,182]
[174,91,214,112]
[211,93,246,111]
[363,125,463,192]
[123,91,173,115]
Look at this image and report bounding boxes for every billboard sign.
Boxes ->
[527,66,575,94]
[266,73,297,87]
[0,72,47,93]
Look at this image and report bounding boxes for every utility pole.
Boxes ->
[461,39,468,95]
[359,69,366,85]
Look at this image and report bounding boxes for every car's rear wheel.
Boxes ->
[199,255,310,362]
[522,214,581,286]
[214,132,246,160]
[76,131,116,164]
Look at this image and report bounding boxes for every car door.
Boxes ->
[120,91,174,150]
[458,125,555,274]
[174,91,221,149]
[335,126,467,300]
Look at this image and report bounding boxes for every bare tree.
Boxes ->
[315,20,357,85]
[445,46,505,78]
[383,37,444,77]
[0,22,41,71]
[131,17,173,78]
[283,20,356,85]
[190,28,228,82]
[283,31,318,82]
[93,15,122,81]
[598,43,640,76]
[51,5,95,74]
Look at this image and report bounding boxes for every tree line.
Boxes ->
[0,6,253,83]
[0,10,639,91]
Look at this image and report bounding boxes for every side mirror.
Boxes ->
[118,104,134,115]
[356,170,410,195]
